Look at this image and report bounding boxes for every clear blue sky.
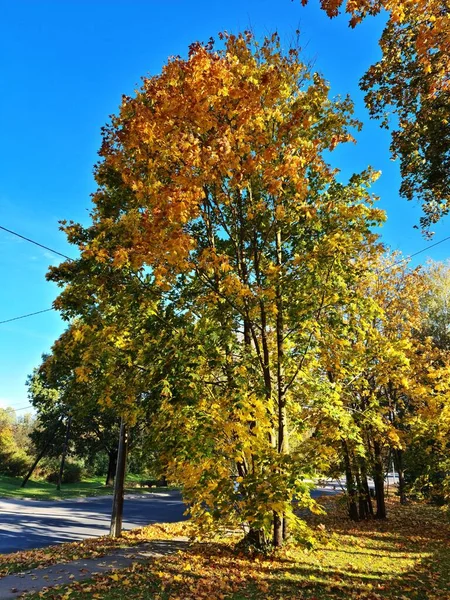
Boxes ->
[1,0,448,412]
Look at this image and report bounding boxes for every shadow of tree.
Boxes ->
[10,497,450,600]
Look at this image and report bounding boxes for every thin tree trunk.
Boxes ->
[21,446,47,488]
[105,449,118,487]
[373,440,387,519]
[343,442,359,521]
[394,448,407,505]
[110,419,128,538]
[273,227,289,547]
[22,418,63,488]
[56,415,72,491]
[361,461,374,516]
[273,511,283,548]
[355,468,368,520]
[253,229,274,448]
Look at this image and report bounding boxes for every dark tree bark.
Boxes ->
[373,440,387,519]
[393,448,407,505]
[361,461,374,516]
[273,511,283,547]
[21,446,47,488]
[241,527,267,548]
[355,468,368,520]
[273,226,289,547]
[110,419,128,538]
[57,415,72,491]
[343,442,359,521]
[105,449,118,487]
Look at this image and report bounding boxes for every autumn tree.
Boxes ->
[47,32,388,546]
[0,408,33,477]
[28,338,130,488]
[420,261,450,350]
[299,0,450,229]
[400,261,450,504]
[306,252,440,517]
[46,250,187,486]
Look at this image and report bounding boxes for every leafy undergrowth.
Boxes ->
[0,474,171,501]
[0,523,190,578]
[12,498,450,599]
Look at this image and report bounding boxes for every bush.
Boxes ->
[46,460,83,484]
[0,451,30,477]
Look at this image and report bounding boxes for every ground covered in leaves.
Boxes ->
[4,497,450,599]
[0,523,189,578]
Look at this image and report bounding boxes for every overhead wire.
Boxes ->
[0,308,55,325]
[385,234,450,271]
[1,228,450,326]
[0,224,75,325]
[0,225,73,261]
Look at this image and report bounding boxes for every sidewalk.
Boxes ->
[0,538,188,599]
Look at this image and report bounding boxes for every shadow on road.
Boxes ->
[0,493,186,553]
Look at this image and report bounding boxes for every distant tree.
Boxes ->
[27,354,121,487]
[0,408,32,476]
[420,261,450,350]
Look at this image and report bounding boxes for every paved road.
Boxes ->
[0,487,337,555]
[0,492,186,554]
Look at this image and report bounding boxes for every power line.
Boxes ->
[3,405,33,412]
[0,224,73,325]
[386,234,450,271]
[0,225,73,261]
[406,234,450,261]
[1,232,450,326]
[0,308,55,325]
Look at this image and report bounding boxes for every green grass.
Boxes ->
[13,498,450,600]
[0,474,171,501]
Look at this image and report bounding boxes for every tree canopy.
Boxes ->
[301,0,450,230]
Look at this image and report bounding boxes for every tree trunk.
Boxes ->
[110,419,128,538]
[273,226,289,547]
[273,511,283,548]
[21,446,47,488]
[373,440,387,519]
[361,461,374,516]
[343,442,359,521]
[355,468,368,520]
[105,449,118,487]
[22,418,63,488]
[394,448,407,505]
[57,415,72,491]
[241,527,267,548]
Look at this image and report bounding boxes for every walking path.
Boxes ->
[0,538,189,599]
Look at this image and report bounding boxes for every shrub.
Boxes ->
[46,460,83,484]
[0,451,30,477]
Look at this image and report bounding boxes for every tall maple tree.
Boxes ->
[49,33,385,546]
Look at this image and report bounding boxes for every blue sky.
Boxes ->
[1,0,449,412]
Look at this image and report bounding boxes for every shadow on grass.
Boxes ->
[17,499,450,600]
[164,536,450,600]
[162,500,450,600]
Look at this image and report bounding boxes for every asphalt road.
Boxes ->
[0,487,337,555]
[0,491,186,554]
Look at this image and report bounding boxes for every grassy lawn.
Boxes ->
[4,497,450,599]
[0,474,170,501]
